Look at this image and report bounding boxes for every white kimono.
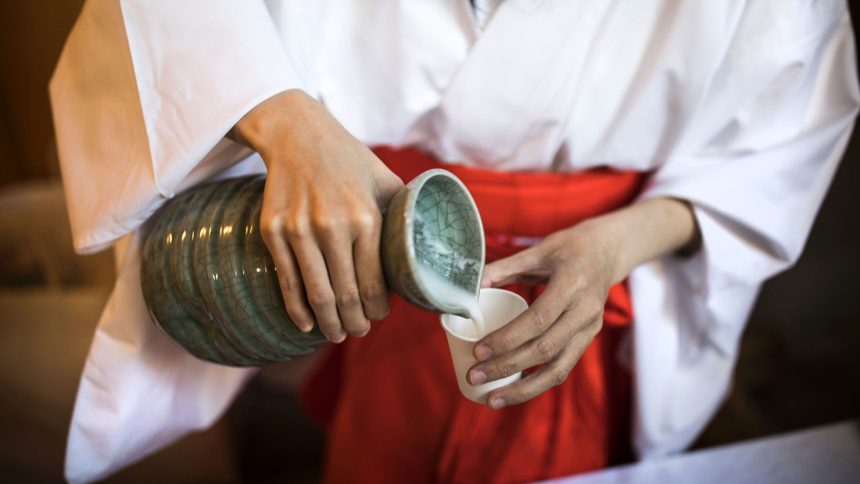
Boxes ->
[50,0,859,481]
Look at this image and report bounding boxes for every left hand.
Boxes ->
[467,223,618,409]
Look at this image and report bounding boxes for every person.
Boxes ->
[50,1,859,482]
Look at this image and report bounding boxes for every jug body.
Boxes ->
[141,176,324,366]
[141,170,484,367]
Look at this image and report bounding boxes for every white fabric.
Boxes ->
[65,233,254,482]
[49,0,859,481]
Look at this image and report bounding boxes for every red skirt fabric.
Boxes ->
[302,147,646,483]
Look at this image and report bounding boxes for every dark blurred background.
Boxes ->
[1,2,858,482]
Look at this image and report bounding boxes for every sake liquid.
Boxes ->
[417,263,486,337]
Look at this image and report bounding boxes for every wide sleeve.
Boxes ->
[49,0,303,253]
[50,2,310,481]
[629,3,859,458]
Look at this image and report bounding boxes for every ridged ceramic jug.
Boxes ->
[140,170,484,366]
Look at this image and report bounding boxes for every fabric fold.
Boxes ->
[630,10,859,457]
[65,234,255,483]
[50,0,302,254]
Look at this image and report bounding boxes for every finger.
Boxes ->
[474,274,588,361]
[485,319,603,409]
[290,234,345,343]
[468,306,594,384]
[263,230,315,332]
[481,247,544,288]
[318,227,371,338]
[354,215,389,321]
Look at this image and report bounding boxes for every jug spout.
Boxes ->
[381,168,485,315]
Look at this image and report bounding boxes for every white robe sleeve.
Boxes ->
[49,1,306,481]
[65,233,256,483]
[629,4,859,458]
[50,0,302,254]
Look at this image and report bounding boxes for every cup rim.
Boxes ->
[439,287,528,343]
[403,169,486,312]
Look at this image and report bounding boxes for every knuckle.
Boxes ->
[533,338,555,361]
[569,273,589,293]
[312,213,350,236]
[307,289,335,308]
[498,331,520,354]
[496,361,517,378]
[310,214,334,235]
[283,217,309,239]
[260,216,282,240]
[352,209,380,232]
[337,288,362,308]
[277,273,296,294]
[494,334,515,353]
[531,309,550,331]
[360,280,386,303]
[550,367,569,387]
[511,387,530,403]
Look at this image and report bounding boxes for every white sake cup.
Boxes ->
[440,288,528,404]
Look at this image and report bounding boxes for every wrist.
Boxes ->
[232,89,317,164]
[574,218,629,285]
[574,197,699,284]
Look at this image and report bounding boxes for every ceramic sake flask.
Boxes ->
[140,169,484,366]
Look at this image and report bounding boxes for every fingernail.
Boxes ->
[489,397,506,409]
[330,332,347,343]
[475,344,492,361]
[470,370,487,385]
[297,322,312,333]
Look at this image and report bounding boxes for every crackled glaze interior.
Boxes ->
[412,174,484,301]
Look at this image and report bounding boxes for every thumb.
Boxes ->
[481,246,544,288]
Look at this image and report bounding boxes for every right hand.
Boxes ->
[232,90,403,342]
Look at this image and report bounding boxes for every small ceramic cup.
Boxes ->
[440,288,528,404]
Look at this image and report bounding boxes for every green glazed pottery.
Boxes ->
[381,169,484,314]
[140,169,484,367]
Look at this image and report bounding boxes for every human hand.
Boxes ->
[233,90,403,342]
[467,195,698,409]
[467,223,618,409]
